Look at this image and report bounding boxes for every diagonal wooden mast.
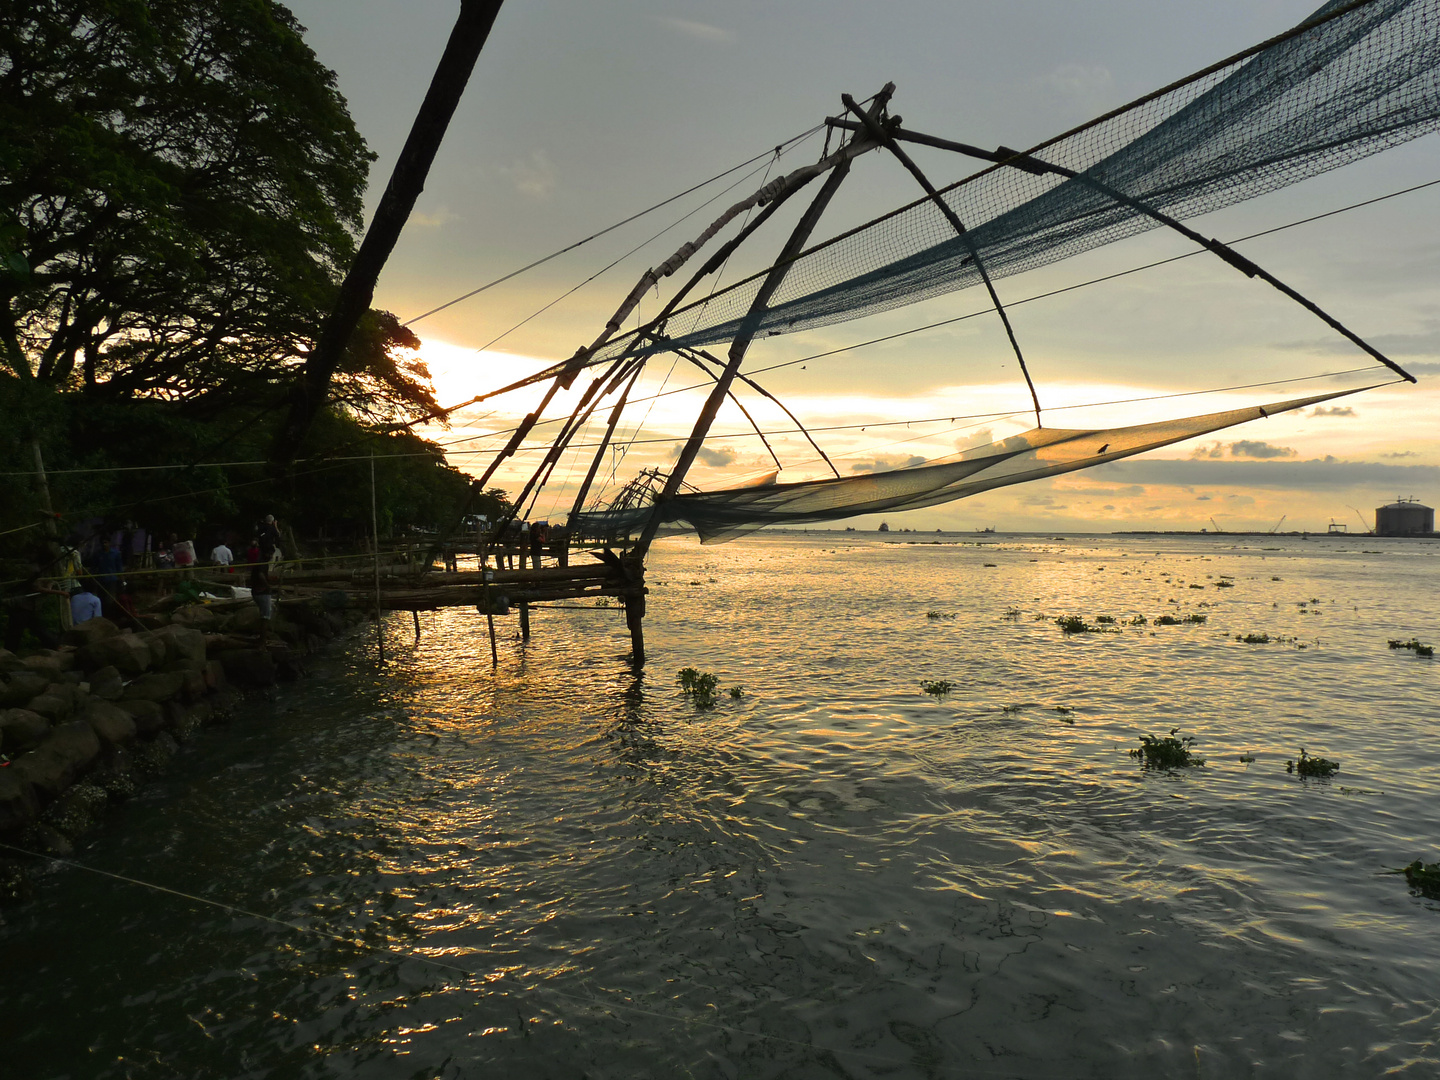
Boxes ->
[632,86,895,558]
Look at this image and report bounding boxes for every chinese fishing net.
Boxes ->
[593,0,1440,363]
[571,386,1380,543]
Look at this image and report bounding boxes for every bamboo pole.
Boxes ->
[632,87,893,558]
[31,440,57,539]
[371,453,384,664]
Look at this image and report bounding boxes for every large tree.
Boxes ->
[0,0,436,420]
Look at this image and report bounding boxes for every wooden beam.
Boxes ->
[274,0,507,464]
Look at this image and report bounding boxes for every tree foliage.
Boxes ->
[0,0,435,423]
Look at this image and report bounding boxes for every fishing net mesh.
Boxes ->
[597,0,1440,363]
[652,386,1375,542]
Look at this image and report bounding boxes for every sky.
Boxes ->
[287,0,1440,534]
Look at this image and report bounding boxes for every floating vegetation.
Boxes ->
[1188,584,1205,590]
[1400,860,1440,899]
[1388,638,1435,657]
[1095,615,1116,624]
[1003,607,1022,620]
[1128,614,1147,626]
[677,668,719,708]
[926,611,956,620]
[920,679,954,697]
[1055,615,1113,634]
[1286,749,1339,777]
[728,687,744,700]
[1240,633,1271,644]
[1129,728,1204,769]
[983,563,998,567]
[1053,705,1075,725]
[1214,580,1235,588]
[1001,703,1022,715]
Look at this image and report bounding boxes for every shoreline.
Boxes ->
[0,597,367,902]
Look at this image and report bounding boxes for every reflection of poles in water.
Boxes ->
[370,452,384,664]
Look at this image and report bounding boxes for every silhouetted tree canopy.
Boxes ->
[0,0,436,423]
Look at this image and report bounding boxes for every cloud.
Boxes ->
[1382,450,1419,459]
[1310,405,1355,417]
[500,150,557,199]
[1096,457,1440,491]
[1196,494,1212,501]
[1230,440,1297,460]
[408,208,458,228]
[956,427,995,451]
[658,17,735,42]
[850,454,927,473]
[1042,64,1113,99]
[1191,441,1225,460]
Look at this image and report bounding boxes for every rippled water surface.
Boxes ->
[5,532,1440,1078]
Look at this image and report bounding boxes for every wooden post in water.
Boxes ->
[412,609,421,640]
[481,565,499,667]
[370,453,384,664]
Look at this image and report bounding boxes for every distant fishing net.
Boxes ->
[621,386,1372,543]
[598,0,1440,363]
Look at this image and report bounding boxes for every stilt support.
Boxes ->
[412,608,421,640]
[519,602,531,641]
[625,593,646,666]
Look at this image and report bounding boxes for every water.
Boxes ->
[4,533,1439,1078]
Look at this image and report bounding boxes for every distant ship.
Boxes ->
[976,526,996,534]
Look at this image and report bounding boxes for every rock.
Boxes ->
[219,648,275,688]
[0,709,50,754]
[77,634,153,676]
[228,605,264,635]
[204,659,226,690]
[132,731,178,775]
[92,748,140,799]
[19,822,73,857]
[166,701,201,739]
[117,699,166,737]
[0,769,38,832]
[121,671,186,703]
[133,631,168,667]
[151,625,207,665]
[9,721,102,800]
[24,692,72,724]
[89,665,124,701]
[20,653,67,680]
[83,700,137,749]
[44,782,108,839]
[61,617,120,648]
[0,671,51,708]
[169,605,219,632]
[0,649,25,674]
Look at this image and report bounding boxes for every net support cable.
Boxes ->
[839,93,1046,426]
[633,86,897,557]
[830,121,1419,383]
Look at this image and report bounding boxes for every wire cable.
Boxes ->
[400,126,824,327]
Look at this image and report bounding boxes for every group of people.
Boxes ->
[2,514,287,652]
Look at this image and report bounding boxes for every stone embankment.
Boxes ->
[0,597,357,891]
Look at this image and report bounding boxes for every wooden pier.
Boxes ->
[244,549,650,663]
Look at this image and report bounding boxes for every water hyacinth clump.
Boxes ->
[1401,859,1440,899]
[1055,615,1114,634]
[1129,728,1204,769]
[677,668,720,708]
[1287,749,1339,777]
[920,679,954,697]
[1388,638,1435,657]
